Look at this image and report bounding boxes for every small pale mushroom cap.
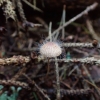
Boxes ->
[40,42,62,58]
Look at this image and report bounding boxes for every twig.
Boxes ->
[62,5,66,39]
[0,64,30,94]
[16,0,26,22]
[35,17,48,29]
[11,66,27,81]
[54,5,66,40]
[62,43,94,47]
[46,88,92,96]
[82,78,95,100]
[84,79,100,91]
[68,65,78,76]
[0,59,29,94]
[42,57,100,64]
[33,0,36,10]
[23,74,51,100]
[60,64,69,79]
[86,18,100,42]
[0,80,30,90]
[14,41,100,52]
[49,22,52,42]
[22,0,43,12]
[0,55,30,65]
[82,64,100,95]
[46,2,98,41]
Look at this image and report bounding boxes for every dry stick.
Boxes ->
[81,61,98,100]
[23,74,51,100]
[82,80,95,100]
[49,22,52,42]
[0,56,30,94]
[62,42,100,48]
[60,64,69,79]
[47,88,92,96]
[54,18,62,40]
[33,0,36,10]
[17,0,42,27]
[16,42,100,52]
[0,80,30,90]
[35,17,48,29]
[62,5,66,39]
[11,66,27,81]
[0,55,30,66]
[16,0,26,22]
[84,79,100,91]
[0,66,27,95]
[48,57,100,64]
[39,56,100,64]
[0,67,27,95]
[16,0,26,37]
[54,5,66,40]
[84,79,100,100]
[73,64,95,99]
[68,65,78,76]
[16,41,100,52]
[55,57,61,100]
[86,18,100,42]
[62,42,100,49]
[62,43,94,48]
[82,64,100,95]
[36,92,43,100]
[46,2,98,41]
[22,0,43,12]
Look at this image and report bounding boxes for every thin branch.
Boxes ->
[16,0,26,22]
[0,80,30,90]
[86,18,100,42]
[62,5,66,39]
[11,66,27,81]
[49,22,52,42]
[82,64,100,95]
[54,5,66,40]
[23,74,51,100]
[42,57,100,64]
[62,42,96,48]
[0,55,30,65]
[15,42,100,52]
[22,0,43,12]
[46,2,98,41]
[46,88,92,96]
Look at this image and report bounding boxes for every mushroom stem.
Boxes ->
[46,58,50,76]
[55,57,61,100]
